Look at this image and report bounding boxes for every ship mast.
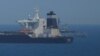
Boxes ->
[33,8,40,20]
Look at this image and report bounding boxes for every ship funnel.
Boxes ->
[47,11,58,29]
[47,11,61,37]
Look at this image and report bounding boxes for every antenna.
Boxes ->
[28,14,31,19]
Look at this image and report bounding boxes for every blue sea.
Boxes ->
[0,25,100,56]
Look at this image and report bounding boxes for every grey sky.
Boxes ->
[0,0,100,25]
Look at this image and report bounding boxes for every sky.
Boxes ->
[0,0,100,25]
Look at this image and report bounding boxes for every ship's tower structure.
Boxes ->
[32,9,46,37]
[18,9,46,38]
[47,11,61,37]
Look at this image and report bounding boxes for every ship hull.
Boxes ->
[0,32,73,43]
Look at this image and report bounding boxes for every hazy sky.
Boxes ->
[0,0,100,25]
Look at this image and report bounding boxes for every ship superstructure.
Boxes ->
[18,9,61,38]
[18,9,47,38]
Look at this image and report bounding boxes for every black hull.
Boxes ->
[0,32,73,43]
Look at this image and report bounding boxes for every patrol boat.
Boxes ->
[0,9,73,43]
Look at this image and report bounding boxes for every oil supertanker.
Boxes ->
[0,9,73,43]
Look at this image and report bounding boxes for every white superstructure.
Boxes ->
[18,9,61,38]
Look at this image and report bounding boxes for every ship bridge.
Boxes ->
[17,9,46,38]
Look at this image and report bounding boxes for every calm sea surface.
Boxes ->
[0,25,100,56]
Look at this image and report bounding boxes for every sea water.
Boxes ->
[0,25,100,56]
